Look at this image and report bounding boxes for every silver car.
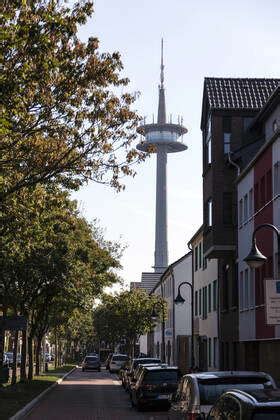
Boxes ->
[82,355,101,372]
[170,371,277,418]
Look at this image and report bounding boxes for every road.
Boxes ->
[25,367,182,419]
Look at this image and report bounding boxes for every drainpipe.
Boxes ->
[169,267,176,365]
[228,152,241,176]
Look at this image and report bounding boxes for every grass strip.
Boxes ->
[0,364,75,420]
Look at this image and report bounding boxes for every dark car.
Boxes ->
[128,363,167,395]
[207,388,280,419]
[171,371,277,418]
[131,366,180,410]
[123,357,161,391]
[82,355,101,372]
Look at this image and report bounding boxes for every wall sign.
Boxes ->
[265,279,280,325]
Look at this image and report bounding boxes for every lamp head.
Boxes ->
[174,289,185,305]
[244,239,267,269]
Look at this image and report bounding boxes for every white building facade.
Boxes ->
[189,226,219,371]
[151,253,193,373]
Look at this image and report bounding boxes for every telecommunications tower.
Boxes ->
[137,40,188,274]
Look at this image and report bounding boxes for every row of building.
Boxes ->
[132,77,280,381]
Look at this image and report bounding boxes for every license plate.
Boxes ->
[157,394,170,400]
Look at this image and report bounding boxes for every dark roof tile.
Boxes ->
[205,78,280,110]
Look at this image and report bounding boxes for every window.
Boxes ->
[213,280,217,311]
[240,271,244,310]
[223,133,231,154]
[222,265,229,310]
[195,246,198,271]
[202,287,208,319]
[203,256,207,270]
[243,117,254,131]
[244,193,248,221]
[199,289,202,316]
[208,338,212,367]
[244,269,249,309]
[206,116,212,165]
[199,242,202,269]
[223,193,233,224]
[239,199,243,226]
[195,291,198,316]
[223,116,232,154]
[206,137,212,165]
[207,199,213,227]
[213,337,218,368]
[208,283,212,312]
[274,161,280,194]
[249,188,253,216]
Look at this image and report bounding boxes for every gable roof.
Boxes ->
[201,77,280,128]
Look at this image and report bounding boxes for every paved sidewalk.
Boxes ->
[24,368,182,420]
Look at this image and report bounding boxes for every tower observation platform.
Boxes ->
[136,40,188,273]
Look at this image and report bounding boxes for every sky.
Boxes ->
[73,0,280,288]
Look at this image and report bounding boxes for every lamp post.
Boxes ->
[244,223,280,278]
[174,281,195,370]
[151,302,166,362]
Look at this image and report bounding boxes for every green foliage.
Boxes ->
[0,185,122,343]
[93,289,167,350]
[1,0,146,198]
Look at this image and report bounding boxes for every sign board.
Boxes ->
[0,316,27,331]
[265,279,280,325]
[165,328,173,337]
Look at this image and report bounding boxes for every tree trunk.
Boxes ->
[28,335,33,380]
[20,330,27,382]
[54,328,58,369]
[11,330,19,385]
[0,306,7,371]
[35,338,42,376]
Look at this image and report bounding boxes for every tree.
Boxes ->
[1,0,146,199]
[0,185,123,379]
[93,289,167,357]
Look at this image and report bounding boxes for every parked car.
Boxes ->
[109,354,129,373]
[207,388,280,419]
[131,365,181,410]
[170,371,277,418]
[82,355,101,372]
[119,359,132,384]
[105,353,113,370]
[128,363,167,395]
[123,357,161,391]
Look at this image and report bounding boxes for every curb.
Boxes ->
[9,366,77,420]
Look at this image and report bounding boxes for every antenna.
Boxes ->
[160,38,164,88]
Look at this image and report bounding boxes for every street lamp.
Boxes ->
[174,281,195,370]
[151,301,166,362]
[244,224,280,277]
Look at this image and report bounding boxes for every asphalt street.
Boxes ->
[24,367,182,420]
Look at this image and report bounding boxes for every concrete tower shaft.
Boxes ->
[136,40,187,273]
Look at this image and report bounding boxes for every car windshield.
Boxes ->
[252,412,280,419]
[112,355,128,361]
[85,356,98,362]
[143,370,178,384]
[198,378,272,405]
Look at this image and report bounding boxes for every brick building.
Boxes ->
[237,86,280,380]
[200,78,280,370]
